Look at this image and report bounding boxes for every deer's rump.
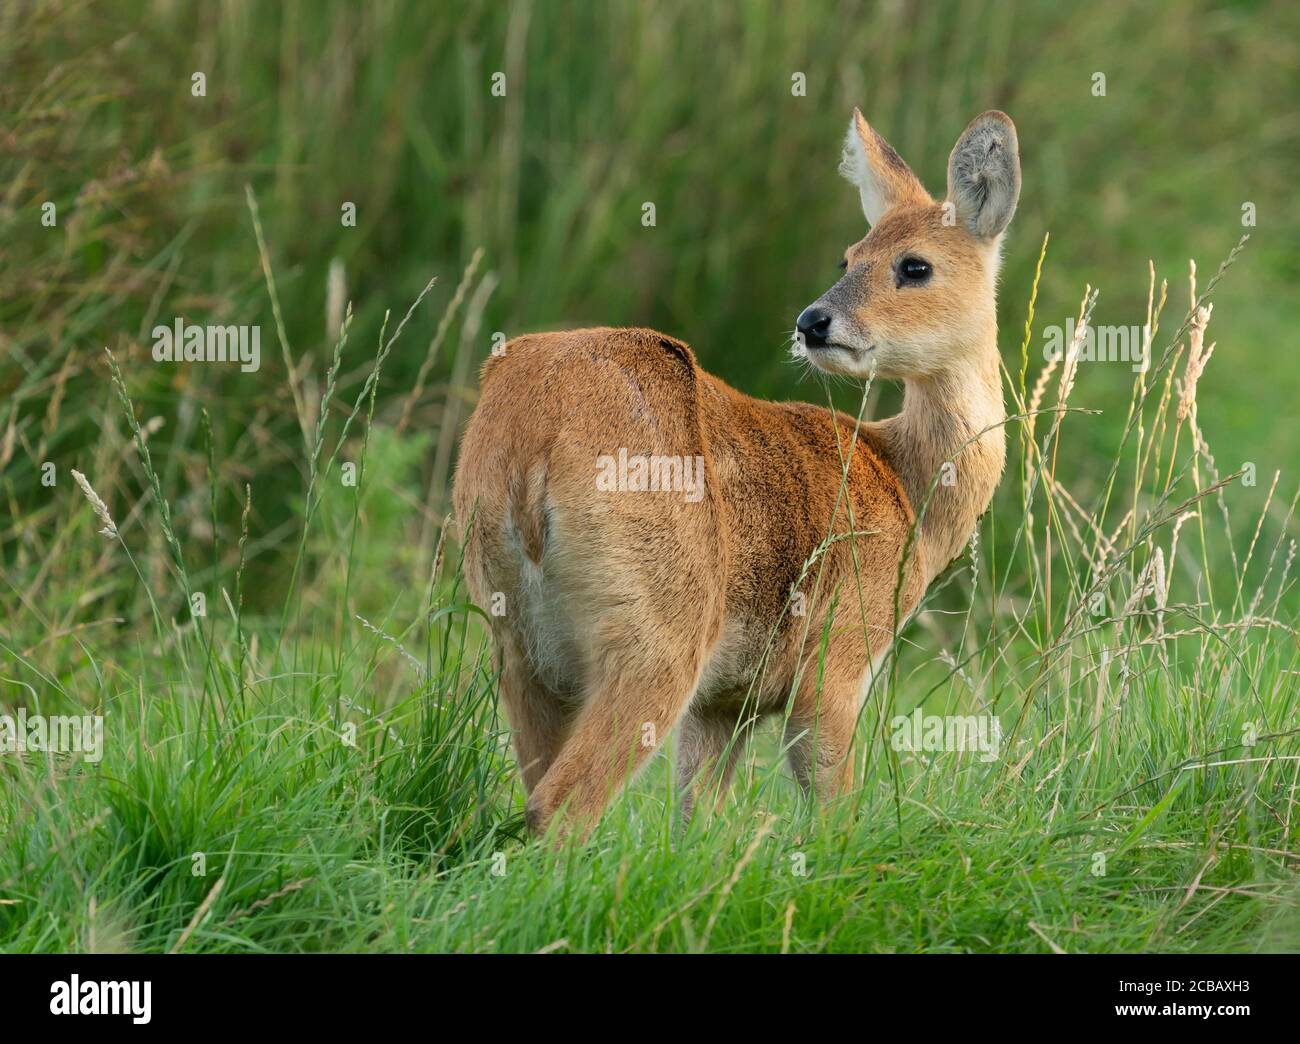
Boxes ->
[452,328,726,699]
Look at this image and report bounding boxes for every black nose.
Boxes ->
[796,306,833,347]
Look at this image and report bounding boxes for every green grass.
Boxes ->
[3,236,1298,952]
[1,0,1298,953]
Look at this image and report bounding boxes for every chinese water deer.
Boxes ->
[453,109,1020,838]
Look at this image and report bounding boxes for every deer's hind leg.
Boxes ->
[524,652,705,839]
[495,634,576,794]
[522,517,725,839]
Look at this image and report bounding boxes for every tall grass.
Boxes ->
[3,207,1297,951]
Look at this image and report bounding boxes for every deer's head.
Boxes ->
[795,110,1020,381]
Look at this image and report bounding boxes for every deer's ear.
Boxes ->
[946,110,1021,240]
[839,109,930,226]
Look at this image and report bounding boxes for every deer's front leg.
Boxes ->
[675,711,756,826]
[783,634,881,802]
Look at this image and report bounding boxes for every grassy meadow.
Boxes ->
[2,0,1298,953]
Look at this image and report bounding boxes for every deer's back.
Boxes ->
[452,328,920,706]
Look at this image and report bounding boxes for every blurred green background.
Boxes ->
[3,0,1298,603]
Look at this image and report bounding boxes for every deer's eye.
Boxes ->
[898,257,932,284]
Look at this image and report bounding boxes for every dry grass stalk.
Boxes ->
[70,469,118,539]
[1177,304,1215,424]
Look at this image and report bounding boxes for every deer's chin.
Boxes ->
[807,342,877,378]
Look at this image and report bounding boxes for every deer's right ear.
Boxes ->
[839,108,930,226]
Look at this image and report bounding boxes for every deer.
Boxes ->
[452,109,1020,839]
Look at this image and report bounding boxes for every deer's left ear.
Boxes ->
[946,110,1021,240]
[840,109,931,226]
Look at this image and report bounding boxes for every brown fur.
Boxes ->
[451,111,1021,838]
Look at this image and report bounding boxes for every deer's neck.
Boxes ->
[869,348,1006,583]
